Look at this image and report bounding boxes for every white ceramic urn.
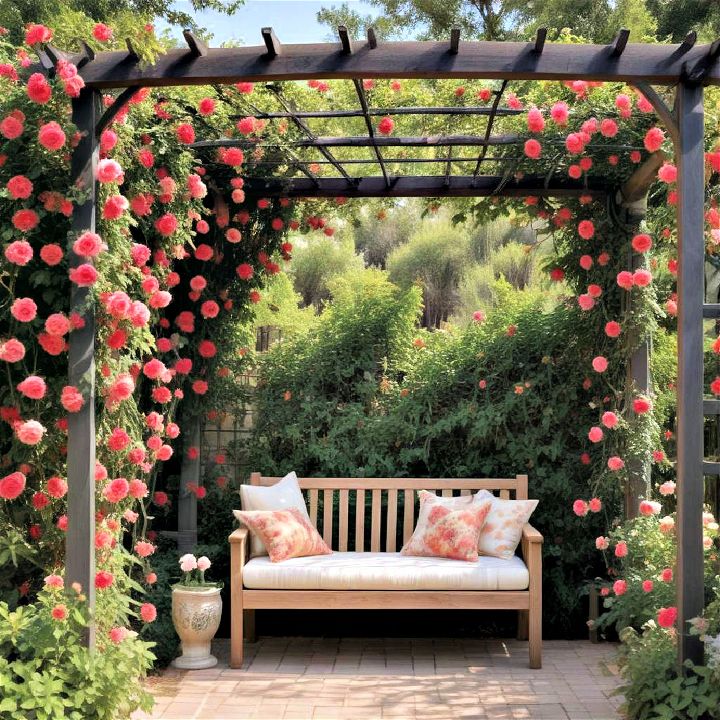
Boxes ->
[171,586,222,669]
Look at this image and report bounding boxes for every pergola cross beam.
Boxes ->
[74,38,720,89]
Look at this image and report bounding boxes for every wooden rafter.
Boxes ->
[230,106,525,120]
[472,80,509,183]
[352,78,390,187]
[266,86,355,183]
[74,39,720,89]
[241,174,608,198]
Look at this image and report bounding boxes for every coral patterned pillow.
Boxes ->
[401,491,492,562]
[474,491,538,560]
[233,508,332,563]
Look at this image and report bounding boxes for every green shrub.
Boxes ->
[387,220,471,327]
[617,623,720,720]
[0,593,154,719]
[290,232,364,309]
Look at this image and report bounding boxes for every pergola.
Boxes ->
[50,26,720,667]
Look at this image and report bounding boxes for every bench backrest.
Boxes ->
[249,473,529,553]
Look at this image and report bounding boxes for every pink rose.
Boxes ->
[0,471,26,499]
[16,420,46,445]
[17,375,46,400]
[140,603,157,622]
[96,158,123,183]
[5,239,33,265]
[0,338,26,363]
[73,231,103,257]
[61,386,84,412]
[11,297,37,322]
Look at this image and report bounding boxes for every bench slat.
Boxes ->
[338,489,349,551]
[500,489,510,500]
[309,488,318,527]
[243,589,531,610]
[256,477,525,490]
[403,489,414,544]
[386,489,397,552]
[371,489,381,552]
[355,489,365,551]
[323,489,333,546]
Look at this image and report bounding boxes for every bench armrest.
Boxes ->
[520,523,543,567]
[229,528,249,586]
[521,523,543,544]
[229,528,249,545]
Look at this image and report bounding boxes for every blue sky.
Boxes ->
[158,0,380,45]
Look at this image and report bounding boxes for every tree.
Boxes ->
[387,219,471,328]
[353,202,418,269]
[319,0,677,44]
[290,233,364,310]
[0,0,242,44]
[317,0,529,41]
[316,4,395,41]
[646,0,720,41]
[508,0,656,43]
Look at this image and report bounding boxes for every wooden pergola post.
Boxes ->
[675,79,706,667]
[66,87,101,647]
[177,417,201,553]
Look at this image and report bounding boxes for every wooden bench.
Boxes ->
[229,473,543,668]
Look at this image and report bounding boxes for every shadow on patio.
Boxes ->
[134,638,622,720]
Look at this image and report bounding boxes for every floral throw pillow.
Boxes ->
[233,507,332,563]
[400,490,492,562]
[474,491,539,560]
[239,471,311,557]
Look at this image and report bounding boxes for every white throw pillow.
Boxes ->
[239,471,310,556]
[473,490,538,560]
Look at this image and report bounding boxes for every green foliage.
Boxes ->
[249,270,422,477]
[290,232,364,310]
[0,0,243,45]
[617,623,720,720]
[250,272,316,338]
[387,219,471,327]
[353,202,418,269]
[0,594,154,719]
[651,328,677,427]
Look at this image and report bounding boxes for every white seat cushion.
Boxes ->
[242,551,529,591]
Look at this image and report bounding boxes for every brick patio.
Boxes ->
[133,638,623,720]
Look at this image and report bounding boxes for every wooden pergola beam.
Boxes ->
[233,105,524,120]
[241,174,607,198]
[75,39,720,89]
[618,150,667,203]
[352,78,390,187]
[193,134,524,149]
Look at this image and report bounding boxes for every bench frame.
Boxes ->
[229,473,543,668]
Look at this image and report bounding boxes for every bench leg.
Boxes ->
[230,597,244,668]
[517,610,528,641]
[244,610,256,643]
[230,542,244,669]
[527,540,542,669]
[528,596,542,669]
